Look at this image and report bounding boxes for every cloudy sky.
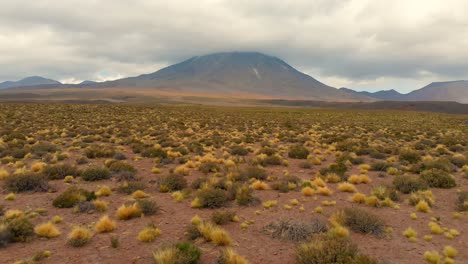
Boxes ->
[0,0,467,93]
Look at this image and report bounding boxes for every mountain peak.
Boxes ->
[0,76,61,90]
[106,51,374,102]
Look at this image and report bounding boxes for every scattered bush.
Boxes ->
[240,166,267,180]
[211,210,236,225]
[116,203,142,220]
[295,235,358,264]
[196,188,228,208]
[42,163,79,180]
[341,208,385,236]
[456,191,468,211]
[158,174,188,192]
[117,181,146,194]
[67,227,91,247]
[4,173,49,193]
[216,249,247,264]
[6,216,34,242]
[53,186,96,208]
[393,174,428,194]
[153,242,201,264]
[264,218,328,242]
[81,166,111,181]
[95,215,116,233]
[136,199,159,215]
[419,169,456,188]
[288,145,310,159]
[34,222,60,238]
[85,145,115,159]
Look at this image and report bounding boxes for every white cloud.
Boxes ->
[0,0,467,91]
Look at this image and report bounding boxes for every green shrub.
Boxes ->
[42,163,80,180]
[85,145,115,158]
[199,162,220,174]
[136,199,159,215]
[241,166,267,180]
[288,145,309,159]
[419,169,456,188]
[370,161,392,172]
[197,188,228,208]
[81,166,111,181]
[4,173,49,193]
[141,147,167,159]
[264,219,328,242]
[118,181,146,194]
[211,210,236,225]
[342,208,385,236]
[153,242,201,264]
[30,142,57,157]
[229,145,249,156]
[456,191,468,211]
[235,185,257,206]
[53,186,96,208]
[393,174,428,194]
[0,224,9,247]
[296,235,358,264]
[107,160,137,174]
[399,149,421,164]
[320,163,347,178]
[6,217,34,242]
[175,242,202,264]
[158,174,187,192]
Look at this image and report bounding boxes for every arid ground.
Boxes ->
[0,104,466,264]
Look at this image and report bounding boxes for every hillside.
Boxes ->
[0,76,61,89]
[101,52,374,102]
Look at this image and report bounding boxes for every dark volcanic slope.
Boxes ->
[403,81,468,103]
[340,88,404,101]
[107,52,373,101]
[0,76,61,89]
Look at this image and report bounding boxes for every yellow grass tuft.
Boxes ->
[337,182,357,193]
[172,191,186,203]
[403,227,417,238]
[138,226,161,242]
[364,195,380,207]
[95,215,116,233]
[316,186,332,196]
[52,215,63,224]
[31,162,47,172]
[251,180,269,190]
[415,200,431,213]
[290,199,299,206]
[429,222,444,234]
[35,222,61,238]
[350,193,366,203]
[92,200,108,212]
[116,203,142,220]
[311,177,326,187]
[4,193,15,201]
[153,247,177,263]
[95,186,112,197]
[191,215,203,225]
[410,213,417,220]
[0,168,9,180]
[301,187,315,196]
[263,200,277,209]
[67,227,91,247]
[423,251,442,264]
[443,246,457,258]
[348,174,371,184]
[328,225,349,238]
[132,190,150,199]
[210,227,232,246]
[314,206,323,214]
[220,249,248,264]
[5,209,24,220]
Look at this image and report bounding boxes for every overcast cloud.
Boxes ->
[0,0,467,93]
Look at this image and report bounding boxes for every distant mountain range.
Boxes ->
[340,80,468,103]
[0,76,61,89]
[0,52,467,103]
